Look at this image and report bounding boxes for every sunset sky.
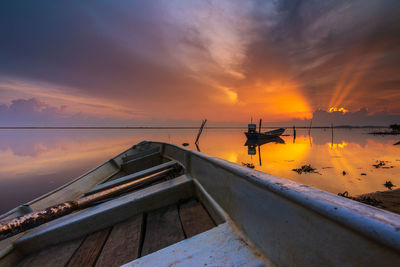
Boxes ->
[1,0,400,125]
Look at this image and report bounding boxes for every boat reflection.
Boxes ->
[244,137,285,166]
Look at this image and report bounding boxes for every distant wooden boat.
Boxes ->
[245,127,285,139]
[245,119,285,140]
[0,141,399,266]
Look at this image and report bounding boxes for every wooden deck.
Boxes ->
[17,199,215,267]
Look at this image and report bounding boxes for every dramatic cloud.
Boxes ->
[0,0,399,123]
[312,108,400,126]
[0,98,66,124]
[0,98,128,126]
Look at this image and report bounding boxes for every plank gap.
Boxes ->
[95,214,144,267]
[66,227,111,267]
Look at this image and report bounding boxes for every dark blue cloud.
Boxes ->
[0,1,163,92]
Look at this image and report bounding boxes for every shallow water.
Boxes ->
[0,128,399,214]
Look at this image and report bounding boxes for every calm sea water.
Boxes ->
[0,128,399,214]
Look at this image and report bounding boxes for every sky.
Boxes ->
[1,0,400,126]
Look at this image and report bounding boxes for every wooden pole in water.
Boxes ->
[0,166,181,241]
[195,119,207,145]
[259,119,262,134]
[293,125,296,143]
[331,123,334,146]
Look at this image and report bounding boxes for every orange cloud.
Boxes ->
[237,79,312,121]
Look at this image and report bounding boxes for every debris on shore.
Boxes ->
[292,164,320,174]
[383,180,396,190]
[361,173,367,176]
[342,171,347,176]
[394,141,400,146]
[182,143,189,147]
[242,162,255,169]
[373,161,386,168]
[338,191,383,208]
[338,188,400,214]
[372,160,394,169]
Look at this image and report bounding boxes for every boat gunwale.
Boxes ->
[150,141,400,253]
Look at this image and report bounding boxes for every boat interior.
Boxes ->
[0,141,399,267]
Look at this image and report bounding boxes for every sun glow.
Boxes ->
[239,80,312,121]
[328,107,349,114]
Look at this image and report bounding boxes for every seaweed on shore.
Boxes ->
[373,160,394,169]
[292,164,320,174]
[383,181,396,190]
[338,191,384,208]
[373,161,386,168]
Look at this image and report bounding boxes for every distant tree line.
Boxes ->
[390,124,400,132]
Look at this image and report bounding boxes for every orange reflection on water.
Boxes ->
[329,141,348,149]
[257,136,310,177]
[0,128,399,214]
[250,134,399,196]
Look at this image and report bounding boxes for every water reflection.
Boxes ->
[244,137,285,166]
[0,128,399,213]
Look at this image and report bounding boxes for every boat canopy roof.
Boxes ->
[248,124,257,131]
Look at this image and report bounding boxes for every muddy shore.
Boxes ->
[355,188,400,215]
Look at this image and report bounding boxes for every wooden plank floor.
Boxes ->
[17,198,216,267]
[141,204,185,256]
[95,214,143,267]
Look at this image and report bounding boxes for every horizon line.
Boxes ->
[0,125,389,130]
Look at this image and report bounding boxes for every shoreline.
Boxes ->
[355,188,400,215]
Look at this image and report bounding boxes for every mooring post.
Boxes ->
[195,119,207,145]
[293,125,296,143]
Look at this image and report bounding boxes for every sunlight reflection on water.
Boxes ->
[0,128,399,213]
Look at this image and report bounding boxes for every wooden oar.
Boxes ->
[0,165,182,241]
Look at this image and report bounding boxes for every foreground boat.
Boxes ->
[0,141,399,266]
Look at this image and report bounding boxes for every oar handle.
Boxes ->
[0,164,183,241]
[0,201,78,241]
